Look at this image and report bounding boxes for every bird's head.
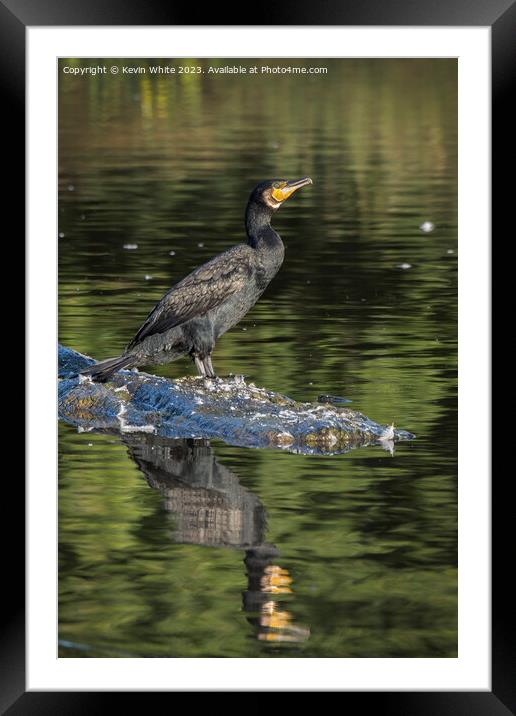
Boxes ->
[250,177,313,210]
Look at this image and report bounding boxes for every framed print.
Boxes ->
[6,0,510,710]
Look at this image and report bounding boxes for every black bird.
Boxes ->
[81,177,312,382]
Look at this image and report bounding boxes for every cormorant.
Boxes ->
[81,177,312,382]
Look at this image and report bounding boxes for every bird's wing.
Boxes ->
[127,245,254,348]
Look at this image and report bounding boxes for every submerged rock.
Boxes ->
[58,345,415,454]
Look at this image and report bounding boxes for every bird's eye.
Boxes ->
[272,181,281,189]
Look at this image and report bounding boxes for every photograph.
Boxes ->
[57,57,458,659]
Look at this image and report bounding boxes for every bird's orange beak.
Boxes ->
[271,177,312,203]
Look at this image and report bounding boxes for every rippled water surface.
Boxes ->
[58,59,457,658]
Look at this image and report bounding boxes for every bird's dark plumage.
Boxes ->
[127,245,254,349]
[81,177,312,382]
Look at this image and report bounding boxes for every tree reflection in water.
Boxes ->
[122,433,310,645]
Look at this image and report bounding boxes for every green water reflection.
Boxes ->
[58,58,457,658]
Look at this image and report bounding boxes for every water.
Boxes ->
[58,58,457,658]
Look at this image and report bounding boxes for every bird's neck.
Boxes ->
[245,201,282,251]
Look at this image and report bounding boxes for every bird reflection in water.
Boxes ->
[122,434,309,646]
[243,545,310,644]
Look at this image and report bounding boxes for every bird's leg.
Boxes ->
[193,354,207,377]
[203,355,216,379]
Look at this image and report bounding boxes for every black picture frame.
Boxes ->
[8,0,509,710]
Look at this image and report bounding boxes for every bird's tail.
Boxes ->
[80,354,136,383]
